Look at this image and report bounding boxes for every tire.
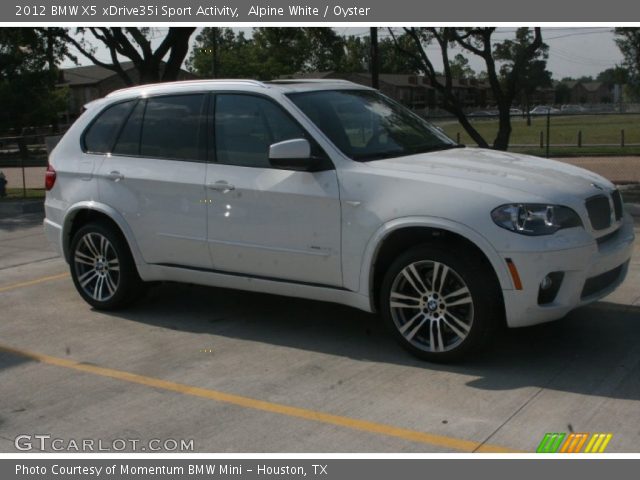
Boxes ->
[380,243,501,362]
[69,221,145,310]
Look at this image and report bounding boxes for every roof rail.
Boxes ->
[107,79,268,97]
[267,79,357,85]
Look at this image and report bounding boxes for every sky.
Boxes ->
[61,27,624,80]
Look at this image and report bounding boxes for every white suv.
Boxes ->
[44,79,635,361]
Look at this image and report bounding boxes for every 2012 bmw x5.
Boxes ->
[44,79,635,361]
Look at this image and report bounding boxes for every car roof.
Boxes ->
[104,78,372,102]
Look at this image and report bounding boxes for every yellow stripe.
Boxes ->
[598,434,613,453]
[0,343,518,453]
[0,272,69,293]
[591,434,605,453]
[584,434,598,453]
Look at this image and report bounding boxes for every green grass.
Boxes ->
[509,146,640,157]
[433,114,640,149]
[1,188,45,199]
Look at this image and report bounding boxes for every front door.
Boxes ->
[205,93,342,287]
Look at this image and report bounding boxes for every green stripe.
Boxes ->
[536,433,554,453]
[536,433,565,453]
[549,433,566,453]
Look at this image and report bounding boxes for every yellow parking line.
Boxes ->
[0,343,518,453]
[0,272,69,293]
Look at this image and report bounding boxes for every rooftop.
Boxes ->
[103,78,369,101]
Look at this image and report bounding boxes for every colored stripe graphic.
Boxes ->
[537,432,613,453]
[584,433,613,453]
[536,433,566,453]
[560,433,589,453]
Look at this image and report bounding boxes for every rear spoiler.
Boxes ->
[82,98,108,113]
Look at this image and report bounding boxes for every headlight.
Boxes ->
[491,204,583,236]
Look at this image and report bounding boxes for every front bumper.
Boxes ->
[501,212,635,328]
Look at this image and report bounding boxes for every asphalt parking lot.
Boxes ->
[1,212,639,453]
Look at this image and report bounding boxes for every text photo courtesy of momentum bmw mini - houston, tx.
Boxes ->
[1,0,640,476]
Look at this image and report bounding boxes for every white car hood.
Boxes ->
[366,147,613,200]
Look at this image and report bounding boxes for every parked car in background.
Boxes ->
[529,105,560,115]
[468,110,497,118]
[560,104,588,114]
[44,79,635,362]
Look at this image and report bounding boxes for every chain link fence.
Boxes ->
[0,134,61,199]
[1,111,639,201]
[430,111,640,185]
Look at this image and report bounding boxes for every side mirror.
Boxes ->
[269,138,315,171]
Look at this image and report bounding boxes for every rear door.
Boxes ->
[92,94,211,269]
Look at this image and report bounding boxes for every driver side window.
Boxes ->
[214,94,306,168]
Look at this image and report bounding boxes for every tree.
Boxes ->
[188,28,258,78]
[189,28,346,80]
[56,27,196,85]
[392,27,545,150]
[449,53,475,79]
[338,35,368,72]
[596,67,628,87]
[0,28,69,131]
[614,28,640,99]
[495,28,551,125]
[251,28,345,79]
[378,36,422,74]
[555,82,572,104]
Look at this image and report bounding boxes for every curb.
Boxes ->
[0,198,44,217]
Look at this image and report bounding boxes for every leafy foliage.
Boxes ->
[614,28,640,100]
[0,28,69,131]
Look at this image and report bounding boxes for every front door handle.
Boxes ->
[106,171,124,182]
[207,181,235,193]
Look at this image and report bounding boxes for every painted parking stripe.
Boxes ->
[0,343,519,453]
[0,272,69,293]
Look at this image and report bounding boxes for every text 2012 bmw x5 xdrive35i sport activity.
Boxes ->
[44,79,635,361]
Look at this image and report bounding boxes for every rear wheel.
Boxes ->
[69,222,144,310]
[380,244,500,362]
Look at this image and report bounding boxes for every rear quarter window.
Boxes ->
[83,100,136,154]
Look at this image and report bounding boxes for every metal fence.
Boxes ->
[0,134,60,199]
[1,110,639,200]
[428,111,640,183]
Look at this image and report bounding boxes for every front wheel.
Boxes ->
[380,244,500,362]
[69,222,144,310]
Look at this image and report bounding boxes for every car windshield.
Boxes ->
[287,89,459,161]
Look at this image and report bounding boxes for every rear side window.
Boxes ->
[113,100,145,156]
[83,100,135,154]
[139,94,206,161]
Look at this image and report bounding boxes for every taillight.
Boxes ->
[45,165,57,191]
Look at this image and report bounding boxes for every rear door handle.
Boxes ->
[207,181,235,193]
[106,171,124,182]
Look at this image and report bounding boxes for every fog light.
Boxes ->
[537,272,565,305]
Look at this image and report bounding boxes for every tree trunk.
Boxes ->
[493,103,512,150]
[455,110,489,148]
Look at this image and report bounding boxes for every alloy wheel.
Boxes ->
[389,260,474,353]
[73,232,121,303]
